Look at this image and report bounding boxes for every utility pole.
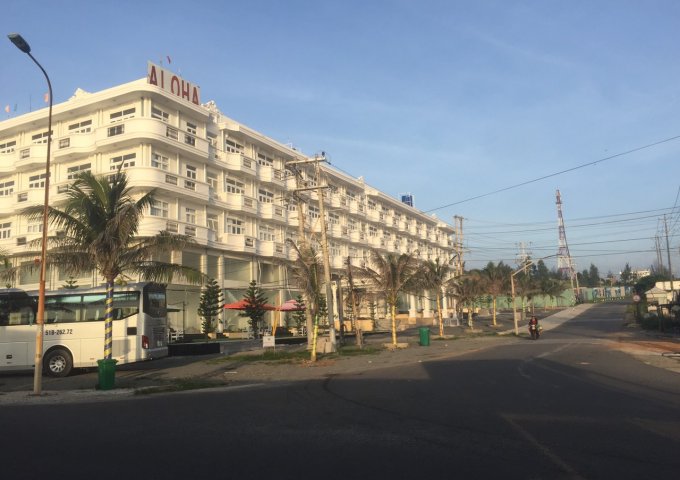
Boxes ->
[315,157,337,351]
[453,215,464,276]
[286,154,336,354]
[664,215,674,293]
[286,161,315,349]
[347,255,363,348]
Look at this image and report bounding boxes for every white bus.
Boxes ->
[0,283,168,377]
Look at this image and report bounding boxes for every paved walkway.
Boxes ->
[2,302,678,405]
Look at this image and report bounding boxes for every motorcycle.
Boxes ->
[528,321,541,340]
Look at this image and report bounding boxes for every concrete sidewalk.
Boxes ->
[2,302,678,405]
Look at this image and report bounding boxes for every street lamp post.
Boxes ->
[8,33,53,395]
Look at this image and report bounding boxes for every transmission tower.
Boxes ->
[556,189,579,299]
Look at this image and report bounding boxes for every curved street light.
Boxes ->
[8,33,53,395]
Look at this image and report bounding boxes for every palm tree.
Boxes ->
[22,170,202,360]
[286,240,323,355]
[416,258,453,337]
[481,262,512,327]
[450,272,484,330]
[359,249,419,346]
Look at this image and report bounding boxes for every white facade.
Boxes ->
[0,68,456,333]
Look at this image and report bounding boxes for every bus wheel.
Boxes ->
[44,349,73,377]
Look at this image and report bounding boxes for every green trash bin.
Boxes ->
[418,327,430,346]
[96,359,118,390]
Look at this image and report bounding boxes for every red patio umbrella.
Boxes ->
[276,299,306,311]
[223,299,276,310]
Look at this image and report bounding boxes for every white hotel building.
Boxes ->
[0,65,457,334]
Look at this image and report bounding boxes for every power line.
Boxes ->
[423,134,680,213]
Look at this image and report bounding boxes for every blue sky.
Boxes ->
[2,0,680,277]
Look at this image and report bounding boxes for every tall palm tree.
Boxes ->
[22,170,202,360]
[416,258,453,337]
[450,272,484,330]
[286,240,323,355]
[481,262,512,327]
[359,249,419,346]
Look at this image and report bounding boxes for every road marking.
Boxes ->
[502,413,586,479]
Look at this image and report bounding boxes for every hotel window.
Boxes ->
[166,126,178,140]
[59,138,70,149]
[207,213,218,231]
[67,163,91,180]
[257,152,273,167]
[367,200,376,210]
[29,173,47,189]
[151,107,169,122]
[226,178,245,195]
[226,217,244,235]
[110,153,136,170]
[308,205,319,219]
[206,172,218,190]
[185,208,196,224]
[368,226,377,237]
[0,180,14,197]
[185,165,197,180]
[330,242,341,257]
[207,132,217,147]
[107,125,124,137]
[27,222,43,233]
[17,192,27,202]
[152,152,169,170]
[347,219,357,231]
[328,212,339,225]
[225,139,243,154]
[109,107,135,123]
[259,225,275,242]
[258,188,274,204]
[184,122,197,146]
[150,200,169,218]
[0,222,11,239]
[68,119,92,134]
[31,131,52,145]
[0,140,16,154]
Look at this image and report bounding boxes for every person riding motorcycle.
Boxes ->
[528,315,541,340]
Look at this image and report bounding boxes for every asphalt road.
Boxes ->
[2,303,679,480]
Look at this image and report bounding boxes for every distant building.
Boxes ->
[0,64,456,333]
[632,269,651,280]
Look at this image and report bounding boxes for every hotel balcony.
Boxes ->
[127,168,210,201]
[53,132,97,162]
[258,240,287,259]
[366,208,380,222]
[258,166,285,187]
[349,230,365,243]
[96,118,209,161]
[223,194,258,215]
[259,203,287,224]
[223,234,257,254]
[223,153,258,178]
[348,200,366,217]
[14,144,48,172]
